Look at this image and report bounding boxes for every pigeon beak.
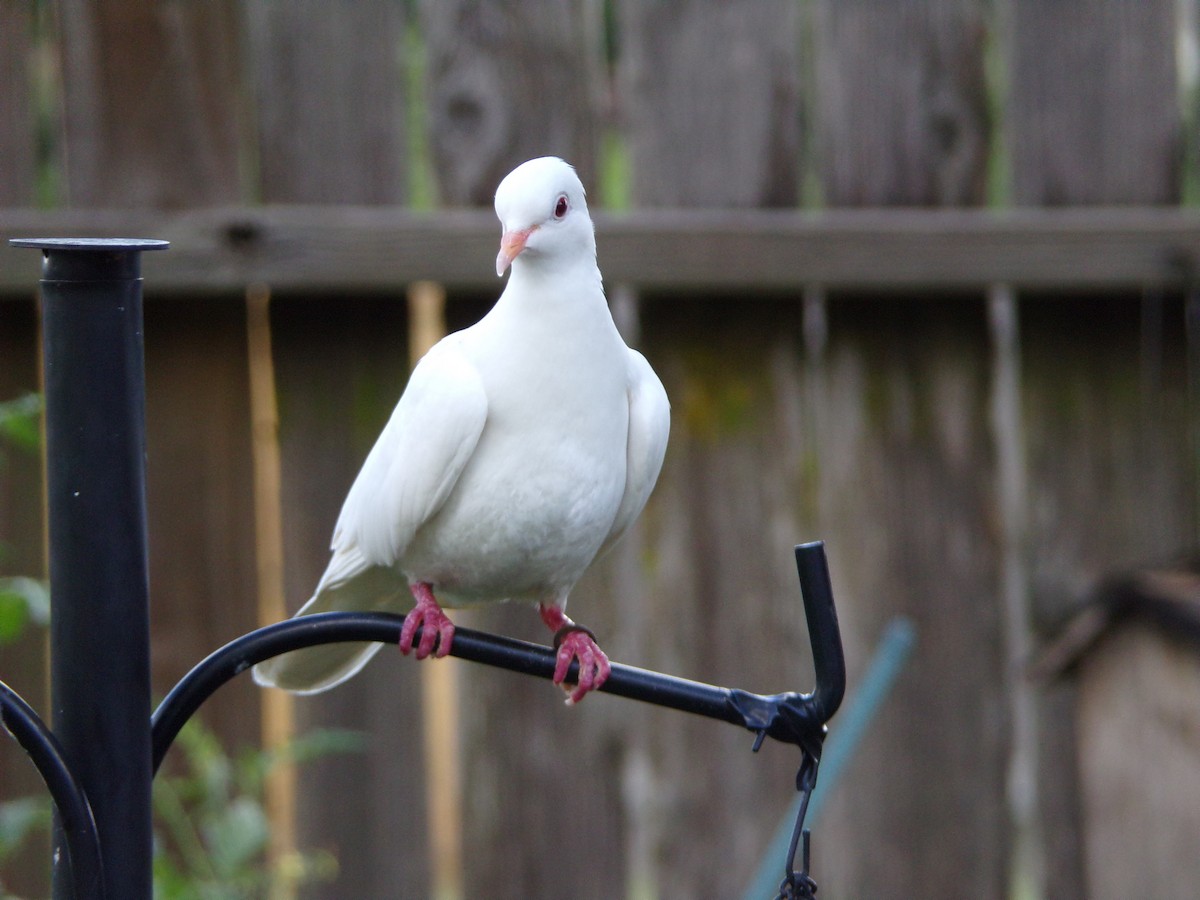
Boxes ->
[496,226,536,276]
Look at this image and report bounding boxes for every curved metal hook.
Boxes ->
[793,541,846,726]
[152,543,846,773]
[0,680,105,899]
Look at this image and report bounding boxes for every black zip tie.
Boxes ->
[552,622,599,651]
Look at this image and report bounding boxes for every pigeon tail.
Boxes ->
[252,556,408,694]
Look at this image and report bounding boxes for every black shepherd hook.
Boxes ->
[151,542,844,896]
[153,542,844,769]
[9,234,845,899]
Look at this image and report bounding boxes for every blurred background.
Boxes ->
[2,1,1199,898]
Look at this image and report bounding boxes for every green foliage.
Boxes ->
[0,395,41,456]
[0,720,363,898]
[0,578,49,645]
[152,720,364,899]
[0,394,47,648]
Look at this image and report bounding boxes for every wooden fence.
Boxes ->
[2,2,1198,898]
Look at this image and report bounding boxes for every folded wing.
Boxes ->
[252,342,488,692]
[600,348,670,558]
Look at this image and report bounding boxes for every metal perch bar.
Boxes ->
[152,542,844,774]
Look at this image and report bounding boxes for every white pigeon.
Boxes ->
[253,157,670,704]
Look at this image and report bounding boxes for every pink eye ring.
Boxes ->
[553,195,569,219]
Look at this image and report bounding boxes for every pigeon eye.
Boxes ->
[553,195,569,219]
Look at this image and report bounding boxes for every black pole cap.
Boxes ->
[11,238,169,281]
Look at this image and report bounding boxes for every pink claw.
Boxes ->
[400,582,455,660]
[555,629,611,705]
[539,603,610,705]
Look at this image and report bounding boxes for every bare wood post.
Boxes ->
[987,284,1042,897]
[245,283,297,900]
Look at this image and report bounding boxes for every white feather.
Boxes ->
[254,157,669,693]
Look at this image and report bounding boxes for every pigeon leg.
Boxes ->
[400,582,455,660]
[538,603,610,705]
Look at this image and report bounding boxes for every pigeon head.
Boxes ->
[494,157,595,277]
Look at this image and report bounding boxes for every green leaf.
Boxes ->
[0,578,49,644]
[0,394,42,452]
[150,718,351,895]
[0,591,30,643]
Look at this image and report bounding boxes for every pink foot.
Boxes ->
[539,603,610,705]
[400,582,454,660]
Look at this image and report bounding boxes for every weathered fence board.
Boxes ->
[1008,0,1181,205]
[805,6,1005,895]
[1007,4,1188,895]
[0,2,35,205]
[813,0,990,206]
[421,0,602,205]
[619,0,801,207]
[426,5,611,890]
[56,0,243,207]
[242,5,422,894]
[142,299,261,750]
[806,299,1009,899]
[245,0,408,205]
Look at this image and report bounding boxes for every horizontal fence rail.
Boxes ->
[3,208,1200,296]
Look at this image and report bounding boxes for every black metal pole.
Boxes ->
[12,237,168,900]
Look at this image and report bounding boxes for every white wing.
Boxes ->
[252,341,487,694]
[599,348,670,556]
[333,339,488,569]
